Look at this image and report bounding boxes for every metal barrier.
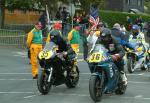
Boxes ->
[0,23,88,49]
[0,29,26,48]
[4,24,34,33]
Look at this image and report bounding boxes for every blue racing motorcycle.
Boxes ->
[88,44,127,102]
[126,39,147,73]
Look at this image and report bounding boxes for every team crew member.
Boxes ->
[26,22,43,79]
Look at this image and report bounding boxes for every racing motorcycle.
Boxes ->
[145,47,150,70]
[37,42,79,95]
[88,44,127,102]
[126,39,147,73]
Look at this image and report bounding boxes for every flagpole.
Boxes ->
[71,1,73,29]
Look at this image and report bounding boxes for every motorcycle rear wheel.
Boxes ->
[141,56,148,70]
[37,70,52,95]
[115,81,127,95]
[65,66,79,88]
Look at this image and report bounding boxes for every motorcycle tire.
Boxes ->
[89,75,103,102]
[127,58,135,73]
[115,82,127,95]
[141,65,147,70]
[141,56,148,70]
[37,70,52,95]
[115,72,127,95]
[65,66,79,88]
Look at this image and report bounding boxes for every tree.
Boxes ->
[39,0,70,19]
[79,0,108,12]
[0,0,5,28]
[144,0,150,14]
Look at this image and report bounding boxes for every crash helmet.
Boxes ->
[100,28,112,44]
[132,24,140,35]
[49,30,61,44]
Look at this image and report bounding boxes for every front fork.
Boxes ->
[48,67,53,82]
[93,71,105,91]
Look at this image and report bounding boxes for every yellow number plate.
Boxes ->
[88,52,102,63]
[39,51,53,60]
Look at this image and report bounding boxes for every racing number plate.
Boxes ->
[88,52,102,63]
[39,51,53,60]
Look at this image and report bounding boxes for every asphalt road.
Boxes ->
[0,47,150,103]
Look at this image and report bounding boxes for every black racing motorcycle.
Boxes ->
[37,42,79,95]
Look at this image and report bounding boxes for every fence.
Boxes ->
[4,24,34,33]
[0,29,26,48]
[0,23,88,50]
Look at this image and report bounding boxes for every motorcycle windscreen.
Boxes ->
[38,42,57,60]
[43,42,57,51]
[88,44,109,63]
[129,39,141,48]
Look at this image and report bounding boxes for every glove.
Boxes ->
[111,54,120,61]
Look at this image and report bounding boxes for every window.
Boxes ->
[138,0,142,7]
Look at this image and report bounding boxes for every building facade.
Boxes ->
[107,0,144,12]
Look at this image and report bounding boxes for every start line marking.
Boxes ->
[0,92,150,100]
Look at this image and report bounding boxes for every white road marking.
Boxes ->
[77,59,84,62]
[0,92,33,94]
[0,91,150,100]
[0,73,31,74]
[128,81,150,84]
[13,51,27,55]
[13,55,27,58]
[127,73,144,76]
[135,95,143,98]
[0,79,33,81]
[24,95,36,99]
[111,96,150,100]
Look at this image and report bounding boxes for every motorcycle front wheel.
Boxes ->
[127,58,135,73]
[89,75,104,102]
[37,69,52,95]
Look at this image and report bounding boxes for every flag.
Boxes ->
[89,6,100,30]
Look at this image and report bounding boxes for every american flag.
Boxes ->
[89,6,100,30]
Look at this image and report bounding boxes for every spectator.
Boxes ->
[73,12,82,24]
[39,12,47,37]
[55,7,62,20]
[126,16,132,31]
[111,23,126,41]
[67,23,80,54]
[81,11,89,28]
[61,7,70,36]
[61,7,69,23]
[135,16,143,31]
[26,22,43,79]
[39,12,47,28]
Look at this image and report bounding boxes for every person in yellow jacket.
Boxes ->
[26,22,43,79]
[67,24,80,54]
[46,22,62,42]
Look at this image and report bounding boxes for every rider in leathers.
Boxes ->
[47,30,77,70]
[88,28,127,84]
